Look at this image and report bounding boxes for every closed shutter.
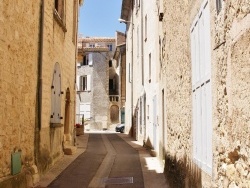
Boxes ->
[89,53,93,66]
[191,0,212,175]
[87,75,91,91]
[76,75,80,91]
[79,103,91,119]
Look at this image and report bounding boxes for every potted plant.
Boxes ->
[75,123,84,136]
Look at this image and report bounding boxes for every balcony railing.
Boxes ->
[109,95,119,102]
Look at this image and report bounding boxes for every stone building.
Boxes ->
[121,0,250,187]
[76,37,117,130]
[0,0,82,187]
[113,31,126,124]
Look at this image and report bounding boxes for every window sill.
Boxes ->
[54,10,67,32]
[50,123,63,128]
[77,90,91,92]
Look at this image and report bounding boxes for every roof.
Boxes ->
[120,0,132,21]
[79,37,116,43]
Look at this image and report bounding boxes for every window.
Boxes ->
[107,44,113,51]
[82,53,93,66]
[145,15,147,41]
[149,53,151,82]
[109,79,115,90]
[136,0,140,12]
[79,103,91,119]
[109,60,112,67]
[55,0,64,19]
[129,63,132,83]
[216,0,222,14]
[89,43,95,48]
[137,26,140,57]
[72,0,77,43]
[190,1,212,175]
[77,75,91,91]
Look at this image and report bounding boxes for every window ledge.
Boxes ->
[50,123,64,128]
[54,10,67,32]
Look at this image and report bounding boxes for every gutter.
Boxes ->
[35,0,44,165]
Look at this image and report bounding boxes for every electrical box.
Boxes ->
[11,151,22,175]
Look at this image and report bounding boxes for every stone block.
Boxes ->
[63,146,77,155]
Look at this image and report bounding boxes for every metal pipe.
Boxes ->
[35,0,44,165]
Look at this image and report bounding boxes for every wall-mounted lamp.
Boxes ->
[118,18,132,24]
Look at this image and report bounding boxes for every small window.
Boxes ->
[216,0,222,14]
[89,43,95,48]
[109,79,116,91]
[149,53,151,82]
[109,60,112,67]
[82,53,93,66]
[79,75,91,91]
[107,44,113,51]
[55,0,64,19]
[83,55,88,65]
[145,15,147,41]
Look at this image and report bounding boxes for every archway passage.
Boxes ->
[110,105,119,123]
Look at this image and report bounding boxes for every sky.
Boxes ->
[78,0,126,37]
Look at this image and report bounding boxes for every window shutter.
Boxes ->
[76,75,80,91]
[89,53,93,66]
[87,75,91,91]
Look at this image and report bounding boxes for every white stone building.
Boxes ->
[121,0,250,187]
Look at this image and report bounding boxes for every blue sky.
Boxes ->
[78,0,125,37]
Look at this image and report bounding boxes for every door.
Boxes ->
[153,95,157,150]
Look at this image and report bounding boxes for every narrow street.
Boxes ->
[37,133,167,188]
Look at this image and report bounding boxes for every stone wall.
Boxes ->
[0,0,79,186]
[161,0,250,187]
[38,0,77,173]
[212,0,250,187]
[161,0,195,185]
[0,0,40,180]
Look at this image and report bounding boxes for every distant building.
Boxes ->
[76,36,117,130]
[113,31,126,125]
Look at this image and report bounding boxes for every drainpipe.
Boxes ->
[140,0,145,142]
[35,0,44,165]
[131,0,134,138]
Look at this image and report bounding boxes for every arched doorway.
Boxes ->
[110,105,119,123]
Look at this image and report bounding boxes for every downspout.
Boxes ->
[141,1,144,86]
[131,0,134,138]
[35,0,44,165]
[140,0,145,142]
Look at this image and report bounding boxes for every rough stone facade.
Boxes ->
[0,1,40,184]
[121,0,250,187]
[212,0,250,187]
[161,0,250,187]
[0,0,80,187]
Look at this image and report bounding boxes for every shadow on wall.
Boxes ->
[164,153,202,188]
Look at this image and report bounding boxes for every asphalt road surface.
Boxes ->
[48,133,144,188]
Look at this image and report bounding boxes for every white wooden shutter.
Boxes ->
[76,75,80,91]
[89,53,93,66]
[87,75,91,91]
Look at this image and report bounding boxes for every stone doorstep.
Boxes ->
[63,146,77,155]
